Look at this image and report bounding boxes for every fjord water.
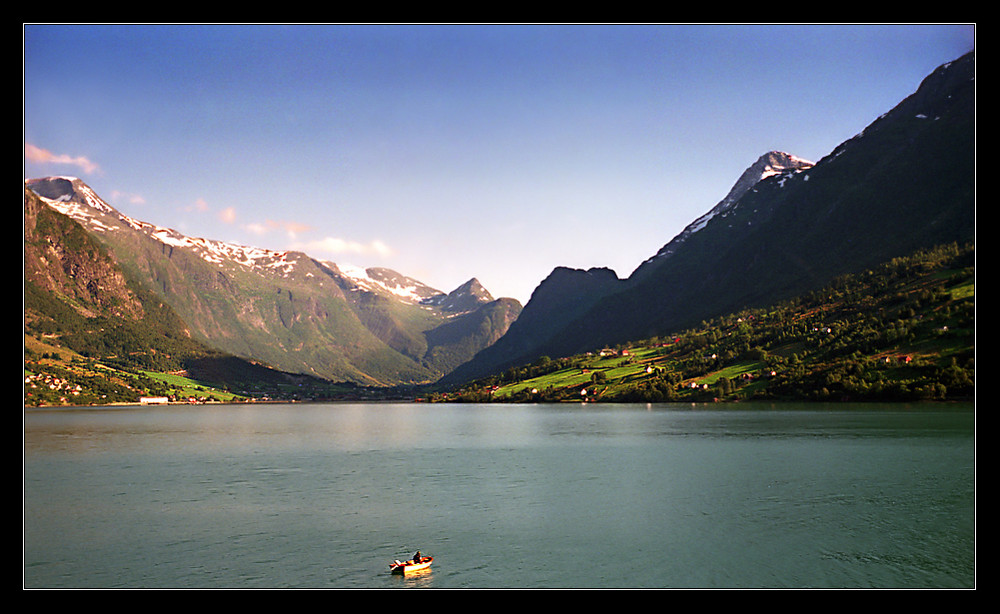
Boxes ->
[24,402,974,589]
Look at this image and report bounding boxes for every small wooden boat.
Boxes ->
[389,556,433,574]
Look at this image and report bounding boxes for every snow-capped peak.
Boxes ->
[26,176,300,274]
[25,176,492,309]
[647,151,814,262]
[330,263,443,303]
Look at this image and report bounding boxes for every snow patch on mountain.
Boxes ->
[30,176,143,233]
[26,176,501,309]
[27,177,307,276]
[645,151,814,263]
[421,278,494,314]
[331,263,441,303]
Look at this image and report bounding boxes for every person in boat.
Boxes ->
[413,551,422,563]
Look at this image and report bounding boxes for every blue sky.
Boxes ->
[24,24,974,304]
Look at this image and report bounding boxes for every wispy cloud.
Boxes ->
[110,190,146,206]
[184,198,210,213]
[293,237,394,258]
[218,206,237,224]
[24,143,101,175]
[245,219,313,240]
[169,197,387,260]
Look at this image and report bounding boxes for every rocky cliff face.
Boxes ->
[24,186,146,321]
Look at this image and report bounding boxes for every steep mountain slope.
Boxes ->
[25,185,222,373]
[25,185,146,322]
[25,177,521,385]
[442,51,975,386]
[445,243,975,404]
[647,151,815,263]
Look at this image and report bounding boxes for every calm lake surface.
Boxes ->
[23,402,975,589]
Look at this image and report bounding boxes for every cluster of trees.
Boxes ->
[445,243,974,404]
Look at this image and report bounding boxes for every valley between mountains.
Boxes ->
[24,52,975,406]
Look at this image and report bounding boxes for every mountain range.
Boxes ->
[24,176,521,386]
[441,51,975,386]
[24,52,975,394]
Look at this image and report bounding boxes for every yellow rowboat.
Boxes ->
[389,556,433,574]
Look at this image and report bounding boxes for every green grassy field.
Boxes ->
[444,244,975,404]
[141,370,244,402]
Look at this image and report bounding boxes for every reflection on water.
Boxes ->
[24,402,975,588]
[391,567,434,588]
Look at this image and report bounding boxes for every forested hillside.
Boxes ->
[437,243,974,404]
[442,52,975,387]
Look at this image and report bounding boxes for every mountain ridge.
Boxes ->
[643,151,815,265]
[24,52,974,392]
[441,51,975,387]
[25,176,522,386]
